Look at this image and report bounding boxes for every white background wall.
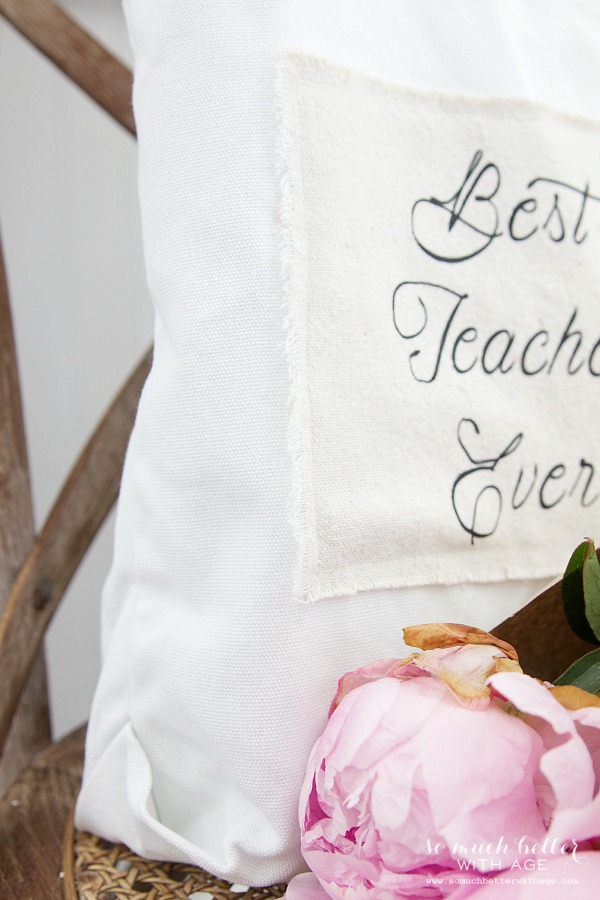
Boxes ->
[0,0,152,738]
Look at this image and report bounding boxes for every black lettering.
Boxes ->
[588,339,600,376]
[453,477,502,543]
[451,420,599,541]
[512,466,538,509]
[392,283,427,340]
[392,282,467,384]
[411,150,503,263]
[452,419,522,543]
[529,177,600,245]
[452,328,478,374]
[574,183,593,244]
[547,310,584,375]
[481,330,515,374]
[569,459,599,508]
[539,465,567,509]
[542,193,565,242]
[457,418,523,468]
[521,331,549,376]
[508,198,538,241]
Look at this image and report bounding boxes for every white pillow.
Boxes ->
[76,0,600,885]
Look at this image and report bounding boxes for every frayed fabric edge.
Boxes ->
[275,53,320,604]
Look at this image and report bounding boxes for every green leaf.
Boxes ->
[583,550,600,642]
[562,539,599,645]
[565,539,593,578]
[554,647,600,694]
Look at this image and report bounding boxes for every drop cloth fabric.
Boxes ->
[76,0,600,886]
[278,52,600,603]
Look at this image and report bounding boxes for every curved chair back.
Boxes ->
[0,0,148,795]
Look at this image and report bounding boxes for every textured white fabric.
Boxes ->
[280,52,600,602]
[76,0,600,886]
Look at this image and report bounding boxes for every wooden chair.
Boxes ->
[0,2,148,896]
[0,2,595,897]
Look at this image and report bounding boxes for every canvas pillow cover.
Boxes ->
[76,0,600,886]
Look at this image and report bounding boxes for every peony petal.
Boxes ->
[323,678,442,775]
[494,656,522,673]
[572,706,600,791]
[403,623,519,661]
[286,873,332,900]
[550,686,600,711]
[545,785,600,845]
[329,628,522,715]
[489,672,583,738]
[489,673,597,822]
[369,748,421,840]
[393,644,520,709]
[572,705,600,730]
[328,657,416,716]
[303,846,381,890]
[300,654,600,900]
[416,686,546,854]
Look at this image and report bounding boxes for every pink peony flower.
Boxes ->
[287,624,600,900]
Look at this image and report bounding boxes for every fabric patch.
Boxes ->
[278,52,600,602]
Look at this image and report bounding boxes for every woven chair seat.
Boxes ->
[74,832,286,900]
[0,726,287,900]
